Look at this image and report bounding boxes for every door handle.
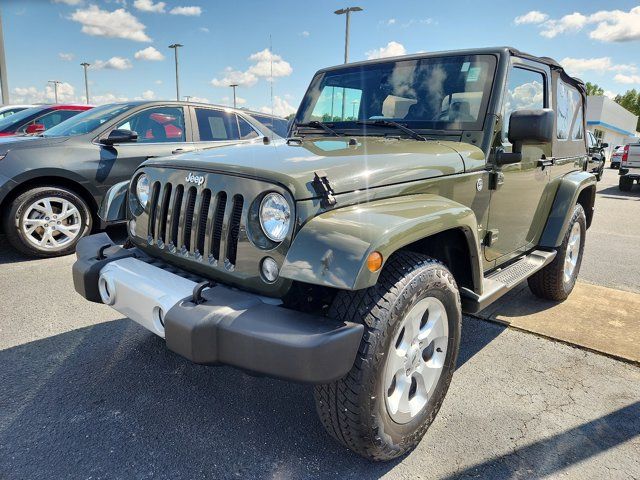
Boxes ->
[171,148,193,155]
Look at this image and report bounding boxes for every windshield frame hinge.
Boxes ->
[312,171,337,208]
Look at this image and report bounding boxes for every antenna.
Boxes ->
[269,34,274,142]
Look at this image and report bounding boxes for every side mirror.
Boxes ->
[25,123,45,135]
[498,109,554,165]
[601,142,609,149]
[100,129,138,145]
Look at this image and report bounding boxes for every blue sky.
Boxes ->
[3,0,640,116]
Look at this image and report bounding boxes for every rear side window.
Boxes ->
[556,80,582,140]
[502,67,545,142]
[195,108,239,141]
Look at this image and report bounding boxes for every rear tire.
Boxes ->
[314,252,461,461]
[3,186,93,258]
[619,176,633,192]
[528,204,586,301]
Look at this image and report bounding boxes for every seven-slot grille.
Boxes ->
[146,180,244,267]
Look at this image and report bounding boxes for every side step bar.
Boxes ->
[461,249,557,314]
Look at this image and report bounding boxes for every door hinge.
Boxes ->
[484,229,499,247]
[488,171,504,190]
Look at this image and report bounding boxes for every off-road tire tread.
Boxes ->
[528,204,586,301]
[314,251,460,461]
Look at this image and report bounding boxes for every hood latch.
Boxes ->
[312,171,337,208]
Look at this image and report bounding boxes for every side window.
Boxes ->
[571,106,584,140]
[502,67,545,142]
[556,80,582,140]
[37,110,79,129]
[115,107,185,143]
[195,108,239,141]
[0,108,26,119]
[237,116,259,140]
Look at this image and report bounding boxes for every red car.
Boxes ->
[0,104,93,137]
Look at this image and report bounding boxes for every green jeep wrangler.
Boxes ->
[73,47,595,461]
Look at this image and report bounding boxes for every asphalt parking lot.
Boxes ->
[1,169,639,479]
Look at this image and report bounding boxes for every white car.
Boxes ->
[619,143,640,191]
[610,145,625,169]
[0,104,36,119]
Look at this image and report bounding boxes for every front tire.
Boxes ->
[3,186,93,258]
[528,204,586,301]
[314,252,461,461]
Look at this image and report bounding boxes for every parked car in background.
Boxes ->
[0,104,93,137]
[244,112,290,138]
[619,143,640,191]
[0,101,282,257]
[610,145,625,169]
[0,104,36,119]
[586,130,606,181]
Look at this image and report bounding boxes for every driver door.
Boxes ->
[484,61,552,264]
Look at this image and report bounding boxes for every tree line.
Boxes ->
[587,82,640,131]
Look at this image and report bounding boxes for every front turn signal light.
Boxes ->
[367,251,383,272]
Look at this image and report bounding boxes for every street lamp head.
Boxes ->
[80,62,90,67]
[168,43,184,49]
[334,6,363,14]
[229,84,238,88]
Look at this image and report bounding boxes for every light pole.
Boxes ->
[229,84,238,109]
[80,62,90,104]
[168,43,183,101]
[48,80,62,103]
[334,6,362,64]
[0,9,9,104]
[184,95,192,102]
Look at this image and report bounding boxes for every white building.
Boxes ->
[586,96,639,154]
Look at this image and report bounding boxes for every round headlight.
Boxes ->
[136,174,150,208]
[259,193,291,242]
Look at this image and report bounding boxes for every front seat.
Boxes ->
[449,101,475,122]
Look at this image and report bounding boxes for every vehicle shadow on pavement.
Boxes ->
[597,185,640,200]
[0,317,508,479]
[439,401,640,480]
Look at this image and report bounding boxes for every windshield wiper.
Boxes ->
[295,120,342,137]
[356,120,426,141]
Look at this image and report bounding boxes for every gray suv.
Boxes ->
[0,101,283,257]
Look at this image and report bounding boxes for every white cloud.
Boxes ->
[134,89,156,100]
[220,95,246,106]
[186,96,210,104]
[92,56,133,70]
[365,41,406,60]
[169,6,202,16]
[519,6,640,43]
[260,96,296,117]
[514,11,549,25]
[53,0,84,5]
[540,12,588,38]
[614,74,640,85]
[70,5,151,42]
[155,79,163,85]
[560,57,637,77]
[133,0,165,13]
[211,68,258,88]
[247,49,293,78]
[387,18,396,25]
[91,92,129,104]
[134,46,165,61]
[12,82,77,103]
[300,30,310,37]
[211,48,293,88]
[589,6,640,42]
[200,27,210,33]
[603,90,617,99]
[58,52,75,61]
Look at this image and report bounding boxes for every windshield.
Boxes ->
[296,54,497,133]
[43,103,136,137]
[0,106,46,132]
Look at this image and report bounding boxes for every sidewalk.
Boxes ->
[474,281,640,364]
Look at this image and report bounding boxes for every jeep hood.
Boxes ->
[142,136,479,200]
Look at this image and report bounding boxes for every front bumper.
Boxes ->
[73,233,364,383]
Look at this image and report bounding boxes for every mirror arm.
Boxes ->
[495,141,523,166]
